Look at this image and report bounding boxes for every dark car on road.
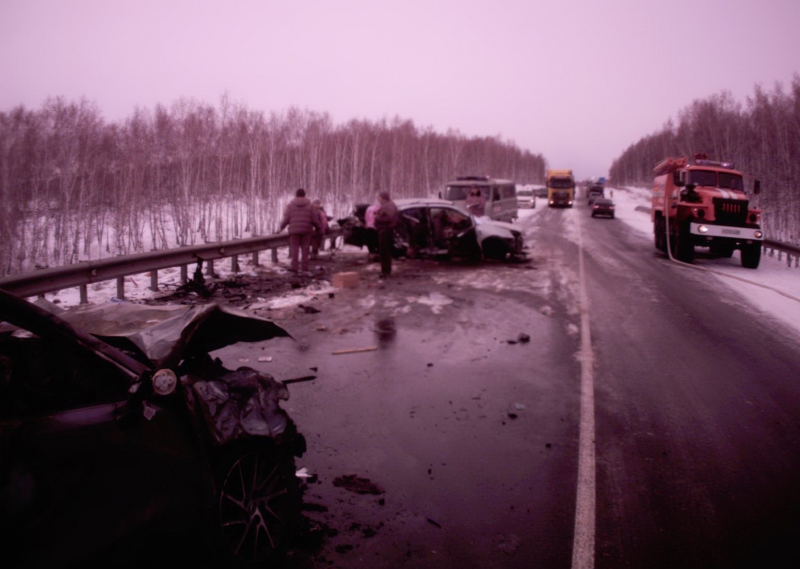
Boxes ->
[591,197,615,218]
[341,198,527,262]
[0,289,305,568]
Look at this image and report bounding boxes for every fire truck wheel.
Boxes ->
[741,243,761,269]
[673,223,694,263]
[654,217,667,252]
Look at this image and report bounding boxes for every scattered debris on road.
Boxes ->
[426,517,443,529]
[507,332,531,344]
[332,474,385,495]
[283,374,316,385]
[332,346,378,355]
[332,271,360,288]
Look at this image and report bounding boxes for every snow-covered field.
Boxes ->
[40,189,799,338]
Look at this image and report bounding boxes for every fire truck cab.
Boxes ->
[651,155,763,268]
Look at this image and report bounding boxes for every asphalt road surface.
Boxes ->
[197,201,800,568]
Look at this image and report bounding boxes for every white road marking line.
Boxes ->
[572,218,596,569]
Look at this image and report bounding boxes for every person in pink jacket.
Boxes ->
[279,188,321,274]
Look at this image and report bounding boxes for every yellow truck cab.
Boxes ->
[443,176,518,222]
[546,169,575,207]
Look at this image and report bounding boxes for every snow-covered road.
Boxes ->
[514,187,800,340]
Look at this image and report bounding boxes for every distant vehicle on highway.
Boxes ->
[586,184,605,204]
[516,186,535,209]
[591,198,616,218]
[533,186,549,199]
[546,169,575,207]
[341,198,526,262]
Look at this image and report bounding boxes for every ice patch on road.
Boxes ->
[411,292,454,314]
[251,281,336,310]
[432,265,548,296]
[357,294,377,310]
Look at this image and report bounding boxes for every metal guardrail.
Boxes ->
[763,238,800,267]
[0,225,795,303]
[0,229,342,302]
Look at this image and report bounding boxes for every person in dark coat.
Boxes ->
[279,188,321,274]
[310,198,329,260]
[374,191,400,278]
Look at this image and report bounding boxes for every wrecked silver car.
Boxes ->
[340,198,527,261]
[0,288,305,567]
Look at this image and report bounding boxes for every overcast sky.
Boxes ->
[1,0,799,181]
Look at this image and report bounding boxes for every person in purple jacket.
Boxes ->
[279,188,321,274]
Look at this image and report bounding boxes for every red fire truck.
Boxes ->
[652,155,763,268]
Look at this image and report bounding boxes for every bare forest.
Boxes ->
[609,76,800,245]
[0,96,545,277]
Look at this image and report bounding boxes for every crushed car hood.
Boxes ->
[474,217,519,233]
[57,302,291,368]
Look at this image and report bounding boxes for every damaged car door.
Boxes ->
[395,205,480,260]
[426,206,481,259]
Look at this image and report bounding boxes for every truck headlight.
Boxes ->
[755,230,763,239]
[697,225,709,234]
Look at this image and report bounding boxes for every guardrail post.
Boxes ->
[79,285,88,304]
[206,259,214,277]
[116,276,125,300]
[231,255,239,273]
[180,264,188,283]
[252,251,259,267]
[271,248,278,263]
[150,270,158,292]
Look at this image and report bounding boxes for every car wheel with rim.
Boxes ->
[213,443,299,567]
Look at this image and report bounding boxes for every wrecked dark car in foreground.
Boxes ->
[340,198,527,261]
[0,288,305,568]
